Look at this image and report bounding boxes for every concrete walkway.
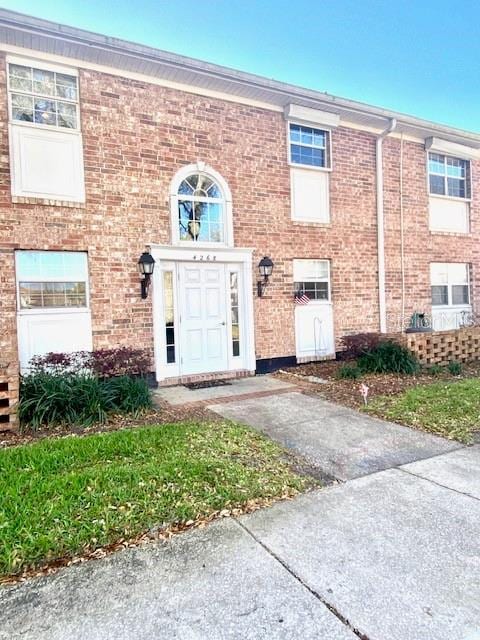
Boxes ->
[2,384,479,639]
[153,375,295,406]
[210,391,460,481]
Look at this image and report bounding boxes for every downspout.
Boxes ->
[399,133,405,330]
[376,118,397,333]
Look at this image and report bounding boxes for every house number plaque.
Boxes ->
[192,255,217,261]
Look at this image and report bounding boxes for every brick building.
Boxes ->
[1,9,480,426]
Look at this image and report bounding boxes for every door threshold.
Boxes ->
[158,369,254,387]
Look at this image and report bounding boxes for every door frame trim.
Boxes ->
[150,244,255,382]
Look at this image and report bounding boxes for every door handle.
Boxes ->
[220,321,226,326]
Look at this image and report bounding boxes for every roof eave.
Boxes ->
[1,8,479,148]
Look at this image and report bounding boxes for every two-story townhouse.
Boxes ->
[1,9,480,427]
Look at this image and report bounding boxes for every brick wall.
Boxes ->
[383,136,480,331]
[1,52,479,426]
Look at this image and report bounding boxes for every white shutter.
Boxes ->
[291,167,330,222]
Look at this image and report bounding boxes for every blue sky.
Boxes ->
[3,0,479,131]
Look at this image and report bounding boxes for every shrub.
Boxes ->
[339,333,382,360]
[336,364,362,380]
[447,360,463,376]
[427,364,444,376]
[358,340,420,375]
[29,347,151,378]
[18,373,152,429]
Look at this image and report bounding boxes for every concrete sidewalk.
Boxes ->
[210,391,460,481]
[1,447,479,640]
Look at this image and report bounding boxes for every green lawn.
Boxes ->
[0,422,308,578]
[366,377,480,443]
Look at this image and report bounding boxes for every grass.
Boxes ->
[0,421,309,578]
[366,377,480,443]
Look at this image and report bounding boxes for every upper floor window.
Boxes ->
[289,123,330,169]
[428,152,470,199]
[8,62,79,129]
[171,163,233,246]
[178,174,224,243]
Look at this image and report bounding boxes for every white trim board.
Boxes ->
[426,137,480,161]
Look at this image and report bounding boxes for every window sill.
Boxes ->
[429,228,470,236]
[291,217,331,226]
[17,307,91,316]
[429,193,471,204]
[12,195,85,207]
[173,241,232,250]
[8,119,81,136]
[432,304,471,309]
[288,162,332,173]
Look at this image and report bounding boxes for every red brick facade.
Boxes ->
[383,136,480,331]
[1,50,479,426]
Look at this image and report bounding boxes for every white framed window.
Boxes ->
[289,123,331,169]
[170,162,233,247]
[7,56,85,203]
[229,270,241,357]
[428,152,470,200]
[428,151,470,233]
[430,263,470,307]
[15,250,92,372]
[293,259,331,301]
[8,61,79,131]
[162,270,176,364]
[16,251,89,311]
[178,174,224,243]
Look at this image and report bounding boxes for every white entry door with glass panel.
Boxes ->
[294,259,335,360]
[158,258,246,378]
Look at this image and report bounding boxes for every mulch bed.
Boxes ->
[4,360,480,448]
[275,360,480,410]
[0,400,221,450]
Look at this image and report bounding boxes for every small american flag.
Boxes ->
[294,291,310,304]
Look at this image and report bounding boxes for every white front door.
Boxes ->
[178,262,229,375]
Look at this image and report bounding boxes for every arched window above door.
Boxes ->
[170,162,233,246]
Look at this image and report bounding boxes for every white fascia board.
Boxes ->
[284,104,340,129]
[425,137,480,161]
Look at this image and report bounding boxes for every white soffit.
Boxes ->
[425,137,480,160]
[1,9,480,148]
[284,104,340,128]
